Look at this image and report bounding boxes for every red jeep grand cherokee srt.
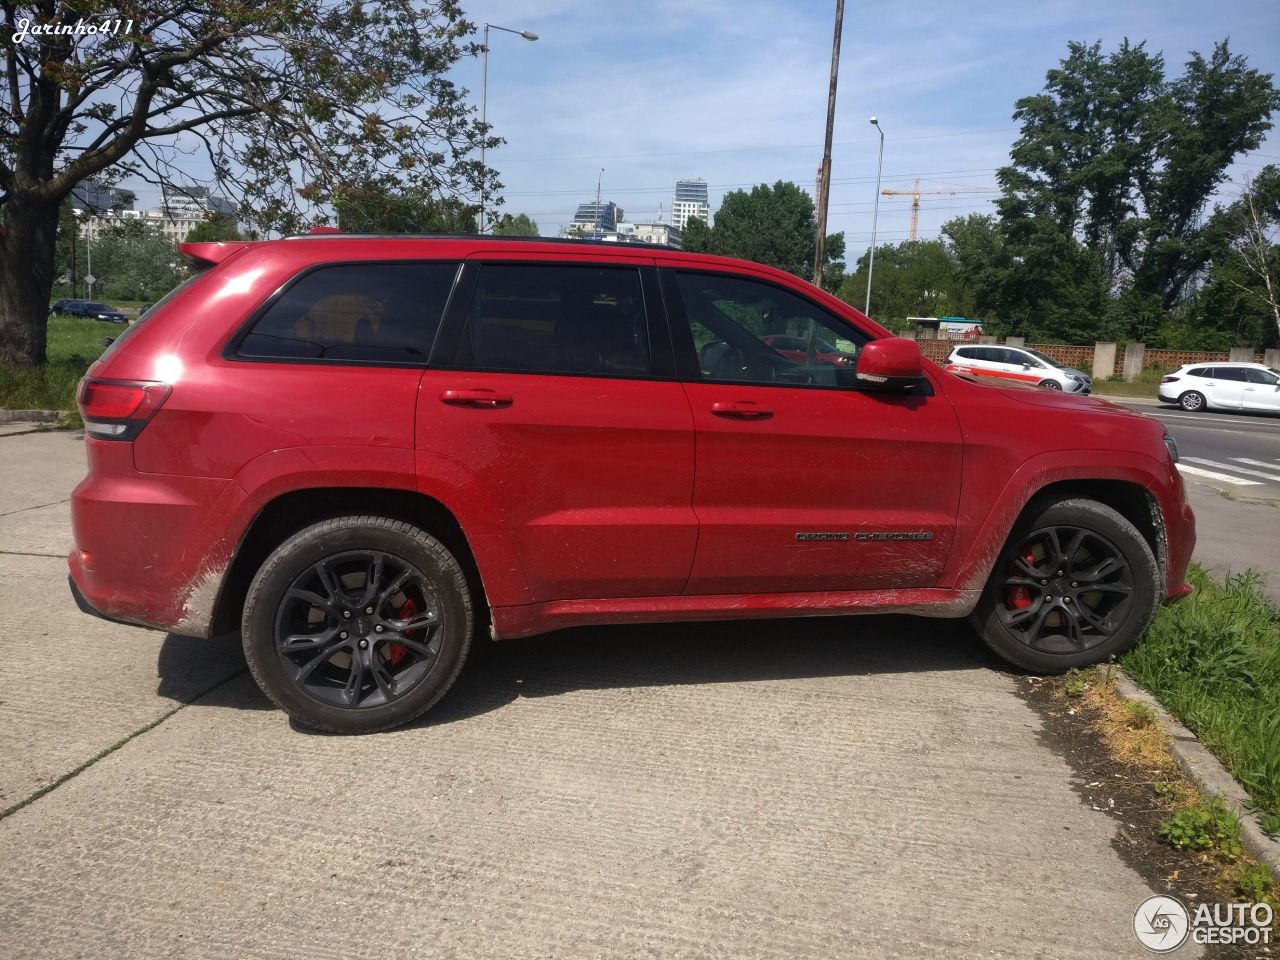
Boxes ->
[69,234,1195,733]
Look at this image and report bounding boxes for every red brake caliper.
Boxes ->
[1007,547,1036,610]
[387,596,416,666]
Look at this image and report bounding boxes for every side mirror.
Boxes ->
[855,338,926,391]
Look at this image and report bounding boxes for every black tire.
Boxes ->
[1179,391,1206,412]
[1038,379,1062,390]
[971,497,1160,673]
[242,516,473,733]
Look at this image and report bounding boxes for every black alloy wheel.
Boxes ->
[276,551,441,709]
[995,525,1134,654]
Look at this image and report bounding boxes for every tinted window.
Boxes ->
[460,264,650,376]
[238,262,457,363]
[675,271,867,387]
[1245,368,1279,385]
[1187,367,1208,377]
[954,347,975,360]
[1216,367,1248,382]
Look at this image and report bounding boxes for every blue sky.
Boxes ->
[465,0,1280,250]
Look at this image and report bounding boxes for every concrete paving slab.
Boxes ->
[0,499,71,556]
[0,617,1170,959]
[0,429,84,515]
[0,553,245,812]
[1184,481,1280,600]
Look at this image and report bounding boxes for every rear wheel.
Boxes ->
[1179,391,1206,412]
[971,497,1160,673]
[242,516,473,733]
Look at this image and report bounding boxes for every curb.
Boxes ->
[0,409,67,423]
[1111,671,1280,879]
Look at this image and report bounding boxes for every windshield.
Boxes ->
[1026,349,1067,369]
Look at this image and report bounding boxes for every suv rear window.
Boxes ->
[457,263,650,377]
[238,262,457,363]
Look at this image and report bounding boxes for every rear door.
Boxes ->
[1205,367,1246,408]
[419,256,697,602]
[663,266,963,595]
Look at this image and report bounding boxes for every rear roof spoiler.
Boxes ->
[178,241,253,268]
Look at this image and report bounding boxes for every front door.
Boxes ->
[419,258,697,602]
[662,267,964,595]
[1242,367,1280,412]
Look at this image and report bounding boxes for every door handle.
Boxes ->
[440,388,513,408]
[711,400,772,419]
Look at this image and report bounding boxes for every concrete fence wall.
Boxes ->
[914,337,1272,381]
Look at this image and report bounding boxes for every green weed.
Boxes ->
[1159,797,1243,859]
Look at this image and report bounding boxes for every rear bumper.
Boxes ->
[69,438,237,638]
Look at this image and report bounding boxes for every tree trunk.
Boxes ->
[0,199,61,366]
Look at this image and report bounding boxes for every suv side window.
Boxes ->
[458,263,650,377]
[1245,368,1279,385]
[1216,367,1248,382]
[674,271,868,387]
[1187,367,1208,377]
[238,262,456,363]
[954,347,976,360]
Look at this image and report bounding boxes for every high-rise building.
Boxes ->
[570,201,622,233]
[671,178,710,230]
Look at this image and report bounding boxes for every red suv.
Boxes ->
[69,235,1195,733]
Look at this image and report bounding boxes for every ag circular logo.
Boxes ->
[1134,895,1191,952]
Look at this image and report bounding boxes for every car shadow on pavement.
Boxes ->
[412,613,1007,731]
[155,614,1008,730]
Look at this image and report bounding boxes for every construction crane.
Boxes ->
[880,178,998,241]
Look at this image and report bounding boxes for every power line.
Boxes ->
[496,127,1018,164]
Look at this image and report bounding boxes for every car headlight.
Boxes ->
[1163,433,1179,463]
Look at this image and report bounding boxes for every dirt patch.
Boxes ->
[1020,671,1275,959]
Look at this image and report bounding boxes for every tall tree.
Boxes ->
[491,212,539,236]
[333,183,477,233]
[1198,165,1280,346]
[705,181,843,282]
[680,215,712,254]
[1,1,494,365]
[185,215,243,243]
[998,39,1279,321]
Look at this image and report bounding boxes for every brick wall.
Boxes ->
[911,337,1264,379]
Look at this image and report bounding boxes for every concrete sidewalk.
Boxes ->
[0,430,1190,958]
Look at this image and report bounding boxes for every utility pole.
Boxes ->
[595,168,604,229]
[812,0,844,288]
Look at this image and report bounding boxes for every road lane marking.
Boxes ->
[1149,412,1280,429]
[1183,457,1280,483]
[1231,458,1280,480]
[1176,464,1263,486]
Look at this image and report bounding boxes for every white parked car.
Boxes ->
[1158,362,1280,413]
[944,345,1093,393]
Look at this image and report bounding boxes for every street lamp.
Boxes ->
[479,22,539,234]
[865,116,885,316]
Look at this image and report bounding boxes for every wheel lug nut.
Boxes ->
[375,624,384,633]
[1045,595,1054,602]
[1056,570,1063,576]
[1064,597,1072,604]
[365,606,374,614]
[343,610,352,619]
[1071,581,1079,588]
[358,639,368,649]
[1040,580,1048,586]
[340,631,349,640]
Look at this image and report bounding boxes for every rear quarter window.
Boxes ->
[236,262,458,364]
[1186,367,1208,377]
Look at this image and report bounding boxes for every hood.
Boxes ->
[995,384,1143,417]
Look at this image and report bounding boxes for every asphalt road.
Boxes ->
[0,427,1209,960]
[1111,398,1280,500]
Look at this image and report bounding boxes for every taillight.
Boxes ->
[1160,376,1180,384]
[76,379,171,440]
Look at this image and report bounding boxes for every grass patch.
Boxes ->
[0,316,118,411]
[1123,564,1280,821]
[1091,368,1169,399]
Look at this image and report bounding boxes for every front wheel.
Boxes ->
[242,516,473,733]
[971,497,1160,673]
[1038,379,1063,390]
